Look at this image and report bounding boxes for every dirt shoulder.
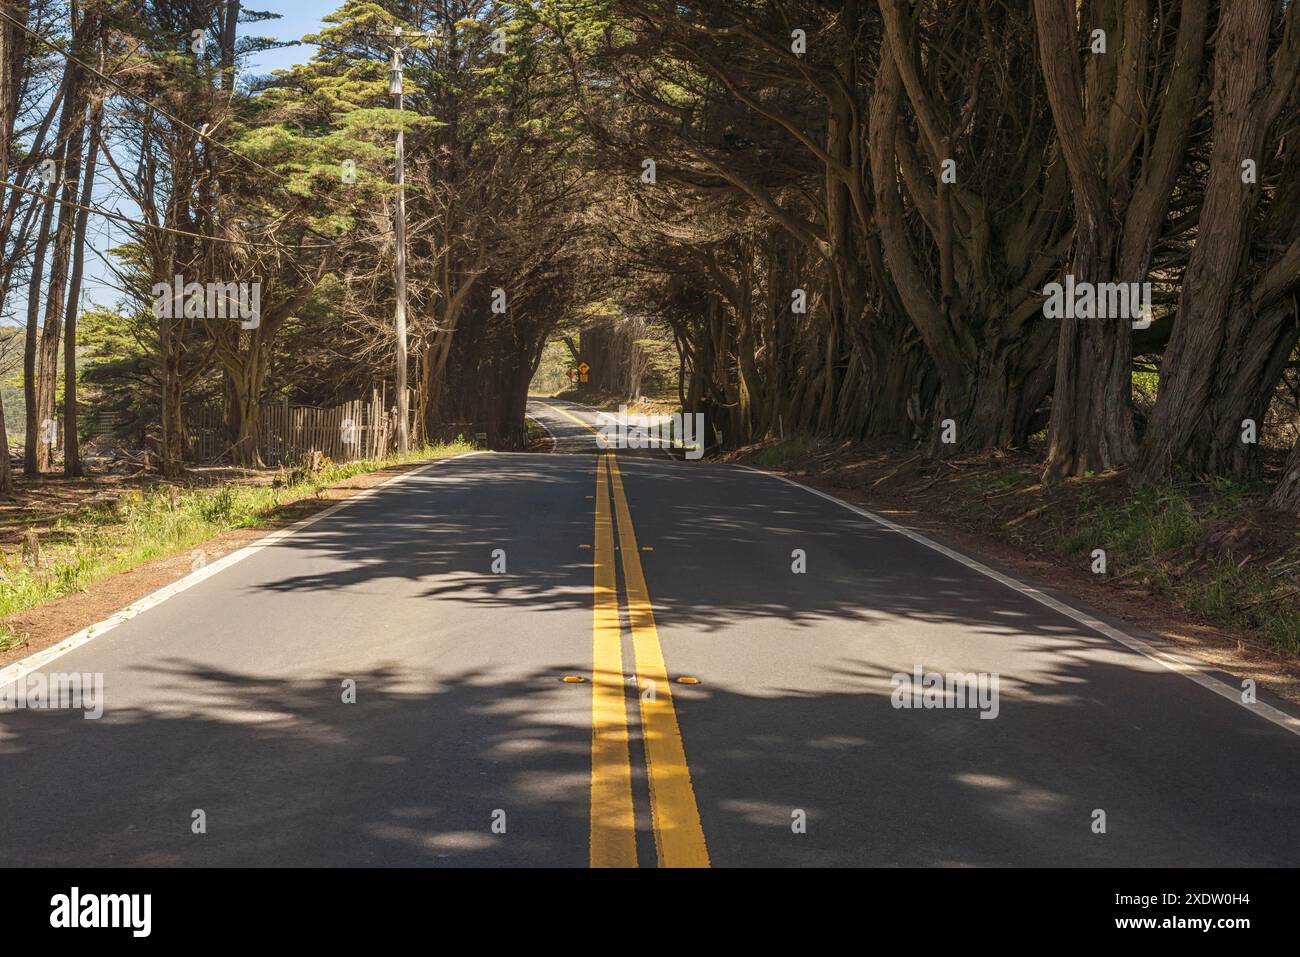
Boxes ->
[728,439,1300,708]
[0,457,445,671]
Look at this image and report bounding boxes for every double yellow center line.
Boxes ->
[535,400,709,867]
[590,453,637,865]
[593,454,710,867]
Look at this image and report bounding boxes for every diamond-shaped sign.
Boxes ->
[578,362,590,374]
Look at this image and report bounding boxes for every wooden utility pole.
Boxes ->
[365,25,437,455]
[389,30,410,454]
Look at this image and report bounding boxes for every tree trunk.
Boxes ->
[0,0,27,495]
[1268,435,1300,513]
[0,72,66,308]
[62,95,102,477]
[22,190,55,474]
[35,56,89,472]
[225,363,265,467]
[1170,295,1298,480]
[1040,225,1138,480]
[1136,0,1294,481]
[1035,0,1138,480]
[160,357,186,478]
[157,253,187,478]
[869,41,1057,455]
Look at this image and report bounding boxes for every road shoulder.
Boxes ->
[0,454,474,677]
[732,447,1300,710]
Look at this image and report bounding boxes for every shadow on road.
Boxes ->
[4,453,1298,866]
[2,650,1298,865]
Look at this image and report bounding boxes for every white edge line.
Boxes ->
[740,463,1300,738]
[0,452,484,690]
[525,409,557,448]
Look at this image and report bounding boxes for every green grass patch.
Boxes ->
[0,440,473,644]
[1061,483,1204,560]
[1185,558,1300,651]
[752,434,817,468]
[1059,479,1300,652]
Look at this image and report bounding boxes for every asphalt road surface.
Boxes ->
[2,396,1298,866]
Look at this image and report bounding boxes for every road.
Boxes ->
[2,395,1299,866]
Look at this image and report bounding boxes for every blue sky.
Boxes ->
[244,1,335,76]
[3,1,338,328]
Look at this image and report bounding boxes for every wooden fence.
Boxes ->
[186,389,408,466]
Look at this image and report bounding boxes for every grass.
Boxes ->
[0,440,473,654]
[752,434,818,468]
[1186,557,1300,651]
[1061,483,1205,561]
[1059,479,1300,652]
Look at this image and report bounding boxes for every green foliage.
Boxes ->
[1062,484,1203,560]
[78,304,157,441]
[0,441,473,637]
[1,326,23,442]
[1132,369,1159,400]
[752,434,817,467]
[1186,556,1300,652]
[530,339,574,395]
[1060,480,1300,652]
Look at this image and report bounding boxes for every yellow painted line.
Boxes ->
[536,400,601,435]
[607,454,710,868]
[590,453,637,867]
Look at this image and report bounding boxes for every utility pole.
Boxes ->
[372,25,436,455]
[388,30,409,454]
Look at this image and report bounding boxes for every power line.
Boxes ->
[2,8,338,204]
[0,178,337,249]
[0,6,396,245]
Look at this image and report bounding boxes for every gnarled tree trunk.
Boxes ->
[1268,435,1300,513]
[1136,0,1300,481]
